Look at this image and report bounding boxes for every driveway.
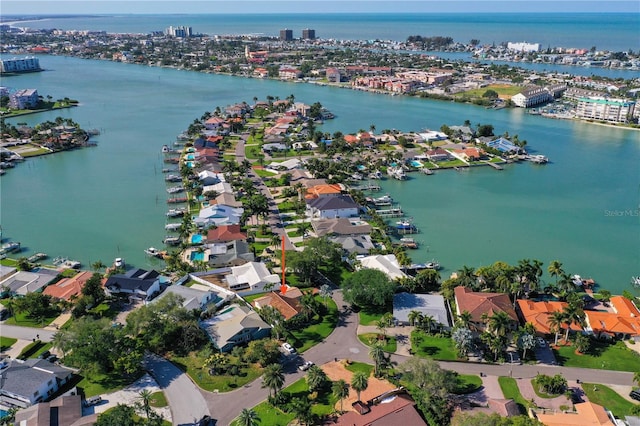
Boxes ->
[144,353,210,426]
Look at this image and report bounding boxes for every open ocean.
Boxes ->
[0,13,638,295]
[7,13,640,52]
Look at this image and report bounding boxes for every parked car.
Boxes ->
[630,390,640,402]
[83,396,102,407]
[298,361,314,371]
[38,350,51,360]
[282,342,296,355]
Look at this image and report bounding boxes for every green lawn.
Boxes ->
[170,352,263,392]
[410,331,458,361]
[582,383,639,418]
[77,371,144,397]
[357,307,391,326]
[149,391,168,407]
[0,336,17,351]
[436,159,468,168]
[17,341,52,360]
[4,311,59,327]
[553,340,640,372]
[458,84,524,98]
[345,361,374,377]
[498,376,531,414]
[358,333,397,353]
[254,168,277,178]
[290,298,338,352]
[452,374,483,395]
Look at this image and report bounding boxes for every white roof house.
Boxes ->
[393,292,451,328]
[358,254,407,280]
[202,181,233,195]
[225,261,280,295]
[194,204,244,228]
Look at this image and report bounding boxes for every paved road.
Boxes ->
[144,353,211,426]
[0,324,56,342]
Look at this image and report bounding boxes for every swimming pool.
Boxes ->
[0,410,8,420]
[191,234,204,244]
[186,161,195,168]
[185,154,195,160]
[190,251,205,261]
[410,160,423,168]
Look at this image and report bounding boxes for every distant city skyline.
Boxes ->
[2,0,638,15]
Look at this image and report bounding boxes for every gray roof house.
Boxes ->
[0,268,58,296]
[207,240,255,268]
[104,268,168,302]
[200,304,271,352]
[306,194,360,220]
[311,218,372,237]
[330,235,375,255]
[154,284,224,311]
[14,395,90,426]
[393,292,452,329]
[0,359,74,408]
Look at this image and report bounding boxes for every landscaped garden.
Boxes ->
[358,333,397,353]
[552,339,640,372]
[290,297,339,352]
[498,376,532,414]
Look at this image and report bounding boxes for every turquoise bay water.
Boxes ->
[11,13,639,51]
[1,55,638,295]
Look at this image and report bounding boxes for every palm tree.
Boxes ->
[351,371,369,402]
[289,397,313,426]
[369,342,386,377]
[419,314,435,334]
[562,303,585,342]
[306,365,327,392]
[487,311,512,339]
[332,379,350,413]
[137,389,153,419]
[548,260,564,284]
[237,408,260,426]
[408,310,421,327]
[456,310,473,329]
[375,318,388,338]
[548,310,566,346]
[457,265,477,289]
[262,364,285,397]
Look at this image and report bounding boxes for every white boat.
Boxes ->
[526,154,548,164]
[164,236,181,245]
[161,145,173,153]
[144,247,166,258]
[166,208,186,217]
[368,171,383,179]
[114,258,125,268]
[63,259,81,269]
[422,168,434,175]
[371,195,393,206]
[165,174,181,182]
[399,237,418,249]
[166,186,185,194]
[387,166,406,180]
[165,222,182,230]
[425,260,441,270]
[0,241,20,255]
[631,276,640,288]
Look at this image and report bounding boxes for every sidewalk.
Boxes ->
[0,339,31,359]
[44,312,72,331]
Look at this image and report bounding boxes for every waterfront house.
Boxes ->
[206,240,255,268]
[206,224,247,243]
[486,137,521,154]
[516,299,582,336]
[198,170,223,186]
[425,148,451,162]
[43,270,94,301]
[0,268,58,296]
[393,292,452,330]
[311,218,372,238]
[223,261,280,294]
[210,192,242,208]
[583,296,640,339]
[202,181,233,195]
[418,130,448,143]
[330,234,375,256]
[194,203,244,228]
[454,286,518,332]
[358,254,407,280]
[104,268,168,303]
[204,116,225,131]
[252,286,304,321]
[306,194,360,219]
[0,359,74,408]
[200,303,271,352]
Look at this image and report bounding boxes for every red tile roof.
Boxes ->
[517,300,578,335]
[43,271,93,301]
[333,393,426,426]
[454,286,518,323]
[252,287,303,320]
[206,224,247,243]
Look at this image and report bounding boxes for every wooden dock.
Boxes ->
[485,161,504,170]
[377,207,404,217]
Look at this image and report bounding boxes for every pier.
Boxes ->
[485,161,504,170]
[356,183,381,191]
[376,207,404,217]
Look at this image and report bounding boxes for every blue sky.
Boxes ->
[2,1,638,15]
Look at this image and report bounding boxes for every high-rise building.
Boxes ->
[302,29,316,40]
[165,26,193,38]
[279,29,293,41]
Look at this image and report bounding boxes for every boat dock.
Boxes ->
[167,197,187,204]
[376,207,404,217]
[485,161,504,170]
[357,183,381,191]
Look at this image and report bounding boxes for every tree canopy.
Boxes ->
[342,269,395,309]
